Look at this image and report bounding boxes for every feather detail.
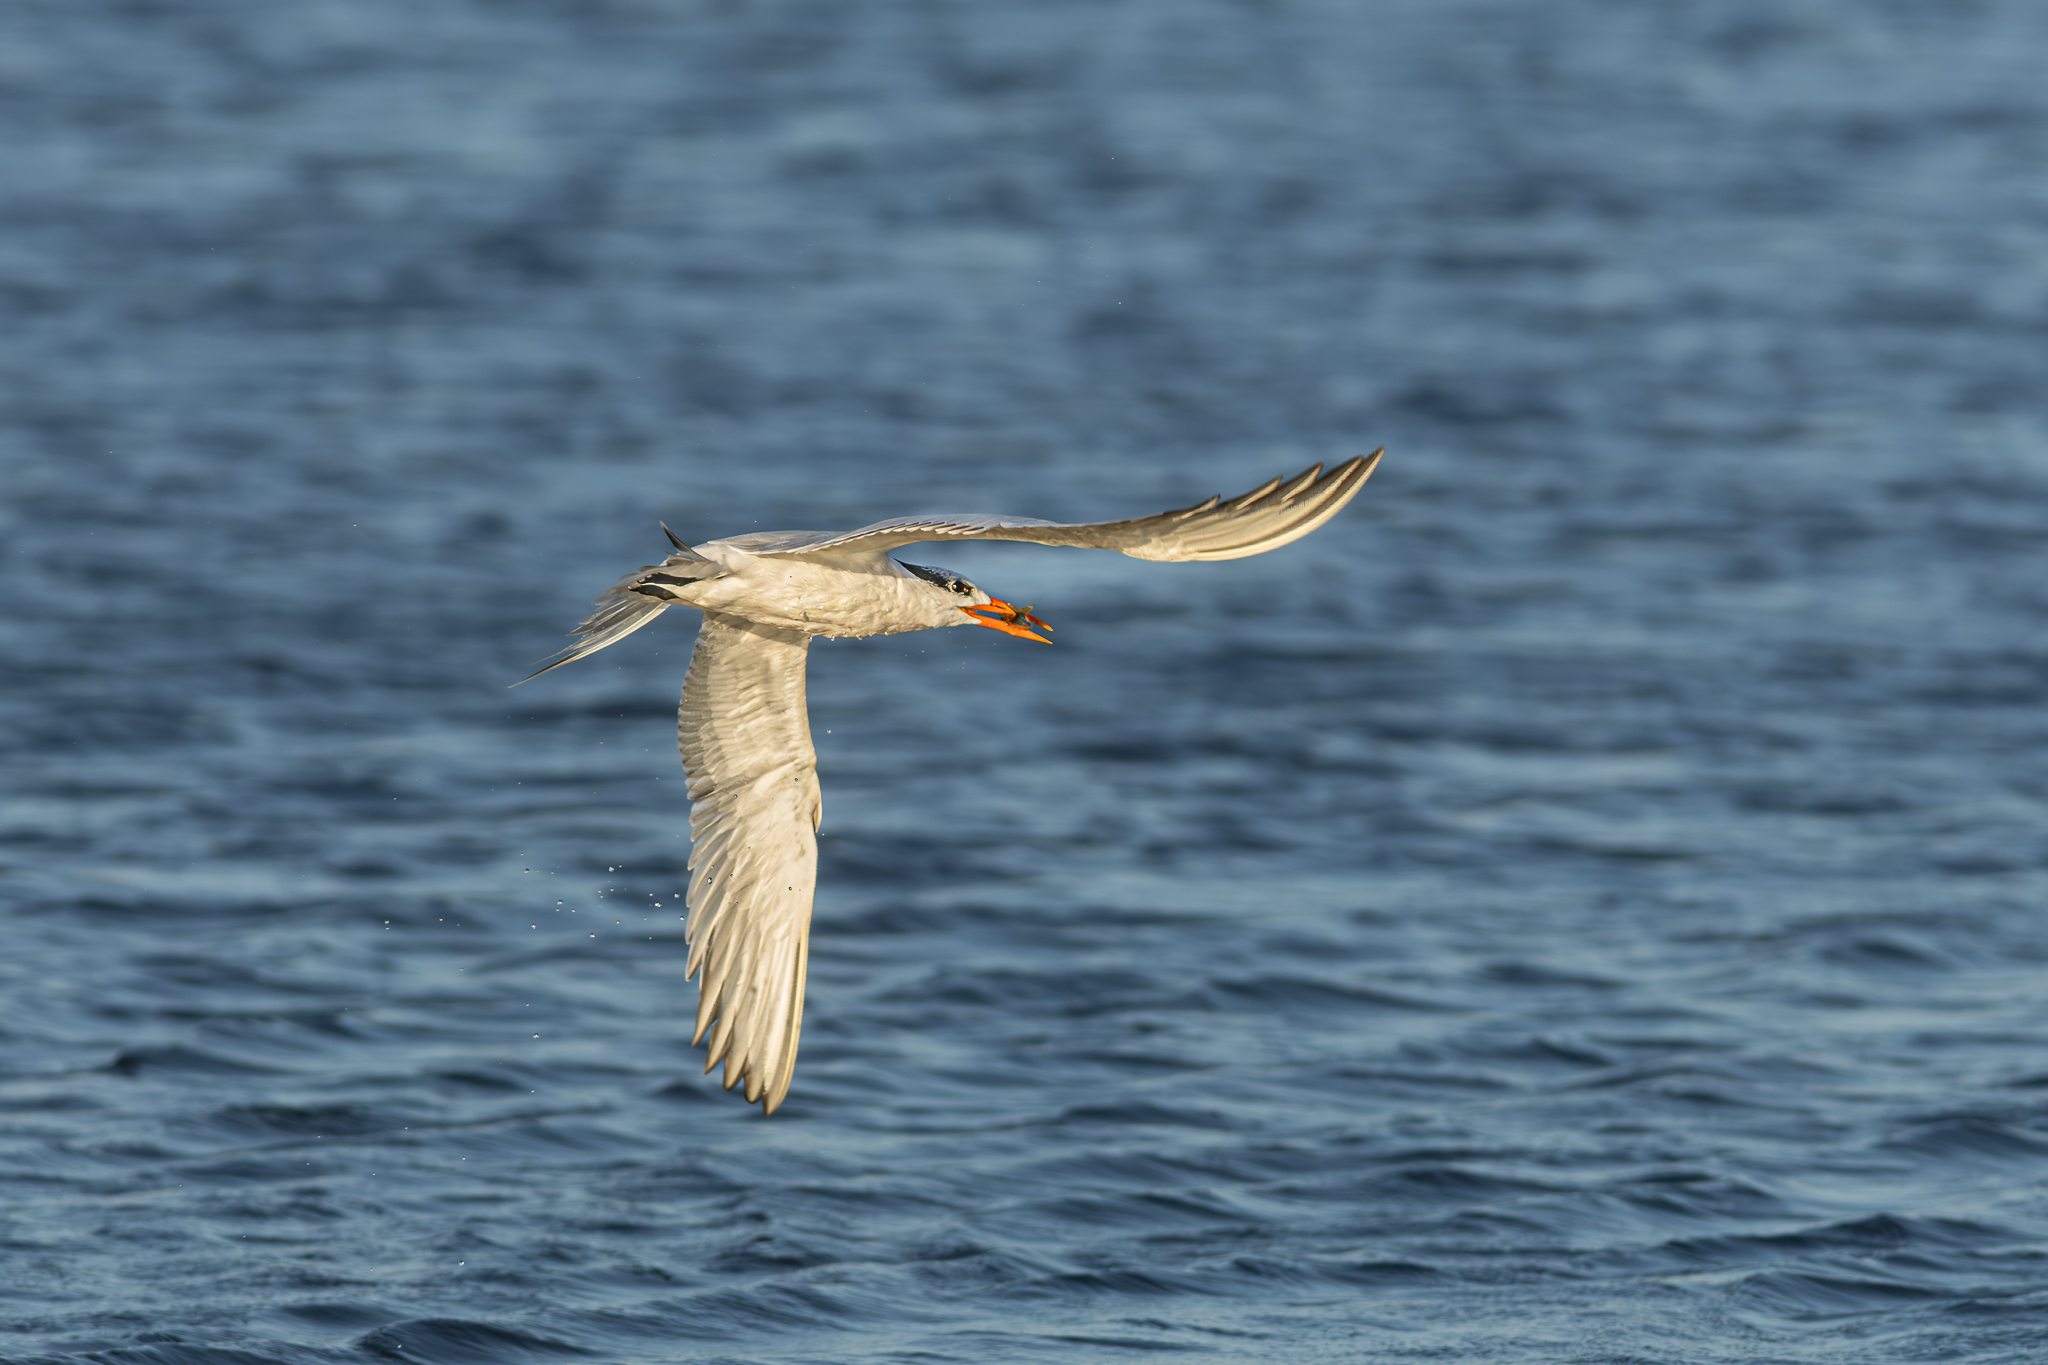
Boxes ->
[515,537,725,683]
[675,611,819,1114]
[738,451,1381,563]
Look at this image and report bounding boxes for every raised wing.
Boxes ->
[749,452,1381,562]
[677,611,820,1113]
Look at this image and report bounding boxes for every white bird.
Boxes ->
[524,452,1382,1112]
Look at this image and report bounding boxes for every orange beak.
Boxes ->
[960,598,1053,643]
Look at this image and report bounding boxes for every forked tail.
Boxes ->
[515,526,725,683]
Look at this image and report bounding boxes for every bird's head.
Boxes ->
[898,560,1052,643]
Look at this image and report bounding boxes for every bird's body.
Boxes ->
[526,453,1383,1112]
[658,543,982,638]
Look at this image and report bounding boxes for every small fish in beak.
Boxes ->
[961,598,1053,643]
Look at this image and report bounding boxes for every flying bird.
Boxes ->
[524,452,1382,1112]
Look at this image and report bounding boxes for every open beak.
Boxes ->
[960,598,1053,643]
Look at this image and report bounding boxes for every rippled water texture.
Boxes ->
[6,1,2048,1360]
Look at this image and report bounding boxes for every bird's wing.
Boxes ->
[677,610,820,1114]
[746,451,1381,562]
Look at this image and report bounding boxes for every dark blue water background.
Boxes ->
[6,1,2048,1360]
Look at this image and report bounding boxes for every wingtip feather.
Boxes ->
[1229,475,1286,510]
[1278,463,1325,501]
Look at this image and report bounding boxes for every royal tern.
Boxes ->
[525,452,1383,1111]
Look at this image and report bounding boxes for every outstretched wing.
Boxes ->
[746,452,1381,562]
[677,610,820,1114]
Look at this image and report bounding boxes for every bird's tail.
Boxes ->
[515,526,725,684]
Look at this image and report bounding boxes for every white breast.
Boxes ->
[684,547,947,638]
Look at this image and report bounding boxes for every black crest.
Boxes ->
[899,561,978,596]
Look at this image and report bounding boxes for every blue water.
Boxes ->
[5,1,2048,1360]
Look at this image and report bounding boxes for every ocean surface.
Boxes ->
[5,1,2048,1360]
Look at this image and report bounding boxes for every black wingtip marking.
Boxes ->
[661,522,690,553]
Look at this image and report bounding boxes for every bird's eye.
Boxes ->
[950,580,976,596]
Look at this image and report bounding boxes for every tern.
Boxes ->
[524,452,1382,1112]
